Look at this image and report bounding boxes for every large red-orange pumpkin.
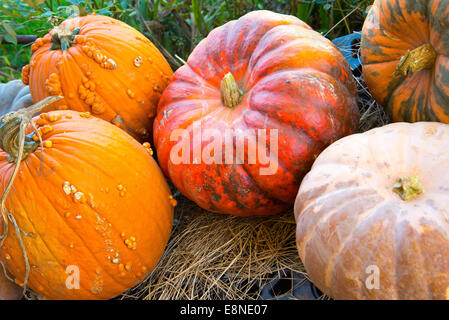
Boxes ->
[361,0,449,123]
[0,101,174,299]
[154,10,359,216]
[295,122,449,299]
[22,14,173,141]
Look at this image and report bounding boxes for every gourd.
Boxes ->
[361,0,449,123]
[295,122,449,299]
[154,10,359,216]
[0,80,33,115]
[22,14,173,141]
[0,97,175,299]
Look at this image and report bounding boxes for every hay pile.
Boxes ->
[356,71,390,132]
[130,200,305,300]
[120,53,389,300]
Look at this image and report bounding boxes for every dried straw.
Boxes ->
[130,200,305,300]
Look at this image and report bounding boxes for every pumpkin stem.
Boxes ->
[394,43,437,77]
[50,26,80,52]
[0,96,62,163]
[393,176,423,201]
[221,72,243,109]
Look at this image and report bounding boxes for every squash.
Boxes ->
[0,98,174,299]
[0,268,22,300]
[295,122,449,299]
[0,80,33,115]
[22,14,173,141]
[153,10,359,216]
[361,0,449,123]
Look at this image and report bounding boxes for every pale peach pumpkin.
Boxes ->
[295,122,449,299]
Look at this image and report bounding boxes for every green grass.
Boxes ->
[0,0,373,82]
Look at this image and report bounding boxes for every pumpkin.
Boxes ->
[153,10,360,216]
[0,98,174,299]
[21,14,173,141]
[295,122,449,300]
[0,80,33,115]
[0,268,22,300]
[361,0,449,123]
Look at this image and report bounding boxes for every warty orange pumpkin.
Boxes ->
[0,98,174,299]
[154,10,360,216]
[21,14,173,141]
[295,122,449,299]
[361,0,449,123]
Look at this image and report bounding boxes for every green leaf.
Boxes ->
[23,0,45,9]
[1,55,11,66]
[2,22,17,45]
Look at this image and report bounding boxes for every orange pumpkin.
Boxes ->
[153,10,359,216]
[21,14,173,141]
[0,268,22,300]
[361,0,449,123]
[295,122,449,299]
[0,101,174,299]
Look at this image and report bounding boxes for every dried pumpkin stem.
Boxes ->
[393,176,423,201]
[50,26,80,52]
[395,43,437,77]
[221,72,243,109]
[0,96,62,163]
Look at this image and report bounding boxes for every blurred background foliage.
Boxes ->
[0,0,373,82]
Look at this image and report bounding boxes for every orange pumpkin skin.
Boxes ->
[361,0,449,123]
[0,110,174,299]
[154,10,359,216]
[295,122,449,300]
[21,14,173,141]
[0,269,22,300]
